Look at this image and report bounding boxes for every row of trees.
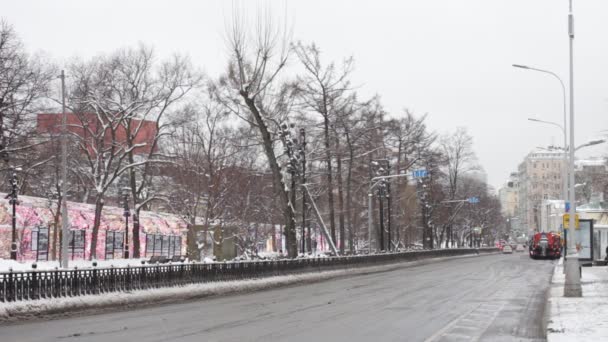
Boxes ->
[1,15,505,260]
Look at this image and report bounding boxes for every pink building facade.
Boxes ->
[0,194,187,262]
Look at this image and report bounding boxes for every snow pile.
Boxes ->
[0,258,164,272]
[546,260,608,342]
[0,253,483,322]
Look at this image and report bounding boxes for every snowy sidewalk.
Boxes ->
[546,259,608,341]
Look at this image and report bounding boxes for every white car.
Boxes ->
[502,245,513,254]
[515,244,525,252]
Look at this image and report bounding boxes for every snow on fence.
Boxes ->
[0,248,498,302]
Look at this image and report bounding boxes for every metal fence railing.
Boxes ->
[0,248,498,302]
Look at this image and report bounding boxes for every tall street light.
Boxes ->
[513,62,567,205]
[8,168,19,260]
[59,70,69,269]
[564,0,581,298]
[513,64,566,142]
[528,118,568,213]
[368,173,409,253]
[575,139,606,151]
[122,188,130,259]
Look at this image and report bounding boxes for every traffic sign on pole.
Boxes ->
[412,169,428,178]
[467,197,479,204]
[563,213,579,229]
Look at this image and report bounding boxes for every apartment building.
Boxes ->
[517,150,566,234]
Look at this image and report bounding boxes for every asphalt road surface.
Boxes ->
[0,253,556,342]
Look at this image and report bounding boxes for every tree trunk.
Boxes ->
[186,223,202,261]
[271,220,276,252]
[323,115,336,244]
[50,196,62,261]
[125,118,142,258]
[241,93,297,258]
[290,172,298,254]
[378,193,384,251]
[90,197,104,260]
[132,210,141,258]
[395,141,403,250]
[213,224,223,260]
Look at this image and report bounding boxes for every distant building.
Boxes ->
[516,149,567,235]
[498,172,519,217]
[36,113,158,156]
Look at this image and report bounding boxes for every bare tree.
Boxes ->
[385,110,435,248]
[163,99,246,260]
[109,45,202,257]
[66,54,161,260]
[0,20,55,169]
[440,127,478,247]
[215,9,299,257]
[294,42,354,249]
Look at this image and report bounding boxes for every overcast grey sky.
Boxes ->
[3,0,607,191]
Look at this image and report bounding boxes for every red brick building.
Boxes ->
[37,113,158,155]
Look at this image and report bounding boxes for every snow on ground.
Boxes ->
[0,252,336,272]
[546,259,608,342]
[0,258,168,272]
[0,253,483,322]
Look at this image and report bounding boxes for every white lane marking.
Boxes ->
[423,304,482,342]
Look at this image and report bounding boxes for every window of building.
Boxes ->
[105,231,124,259]
[69,230,86,260]
[31,231,38,251]
[145,234,182,257]
[161,235,170,255]
[145,234,154,255]
[31,226,49,261]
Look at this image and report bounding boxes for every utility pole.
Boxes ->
[60,70,69,268]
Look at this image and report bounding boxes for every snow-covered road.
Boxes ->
[0,253,555,342]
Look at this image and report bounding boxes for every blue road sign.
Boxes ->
[565,201,570,213]
[412,169,428,178]
[467,197,479,204]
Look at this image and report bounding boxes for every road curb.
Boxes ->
[544,257,564,341]
[0,251,498,323]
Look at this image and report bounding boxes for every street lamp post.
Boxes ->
[59,70,69,269]
[122,188,130,259]
[378,185,385,251]
[299,128,308,253]
[513,62,567,214]
[368,173,410,253]
[575,139,606,151]
[387,182,392,251]
[8,169,19,260]
[564,0,581,297]
[370,160,391,252]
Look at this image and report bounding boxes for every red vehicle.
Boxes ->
[529,232,562,259]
